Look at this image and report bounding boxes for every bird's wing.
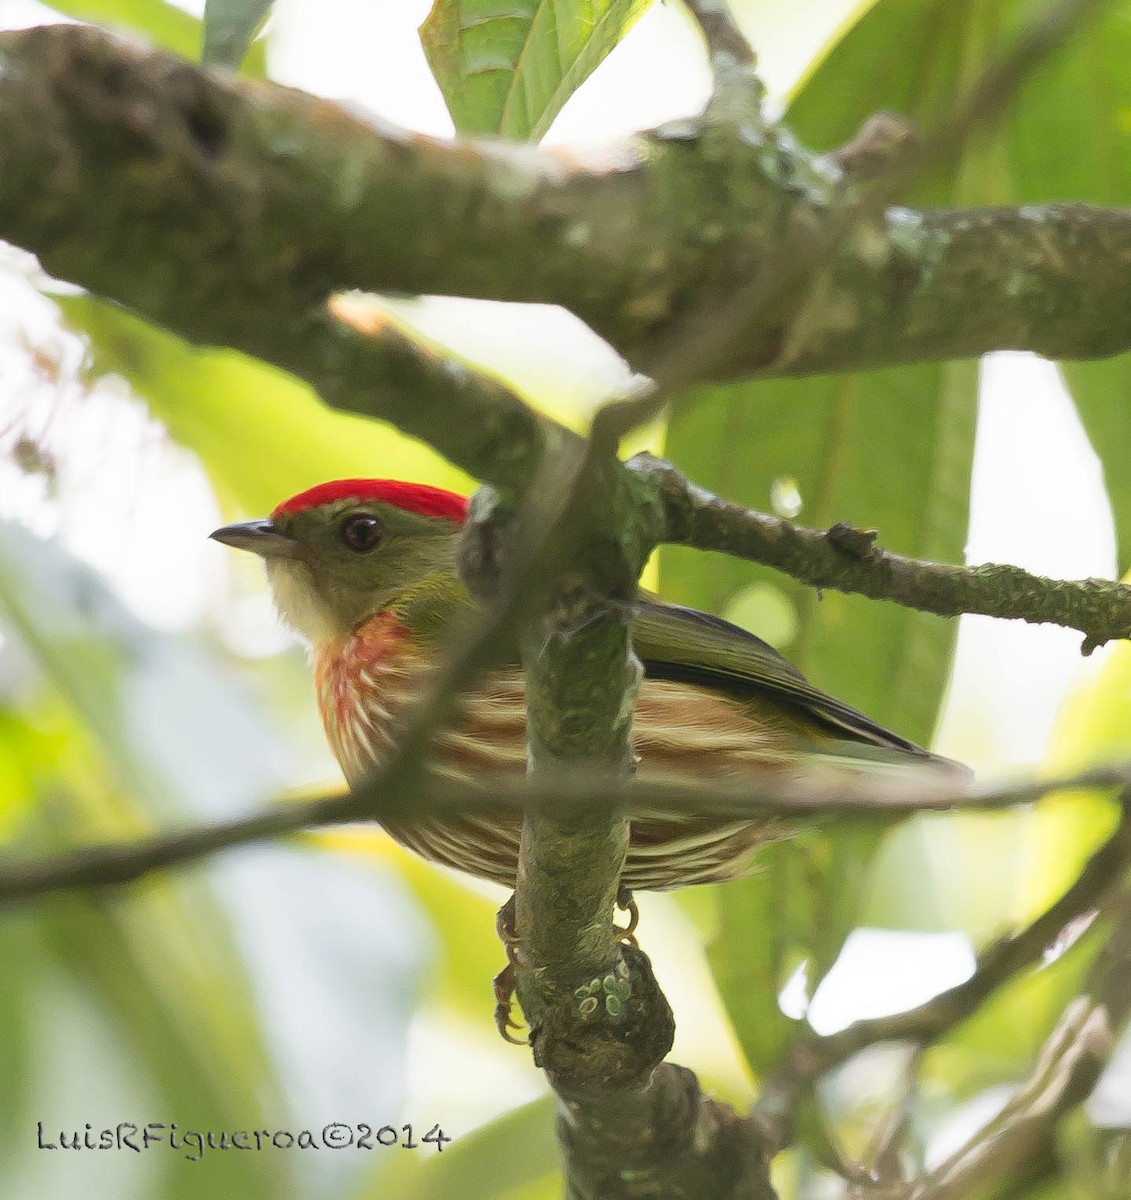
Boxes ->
[631,599,955,765]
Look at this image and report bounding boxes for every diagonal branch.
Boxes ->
[753,791,1131,1150]
[901,888,1131,1200]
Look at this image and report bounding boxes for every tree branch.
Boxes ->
[635,454,1131,652]
[1,25,1130,394]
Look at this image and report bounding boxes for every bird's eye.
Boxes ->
[339,513,384,553]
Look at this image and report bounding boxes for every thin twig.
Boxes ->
[3,759,1129,905]
[684,0,755,68]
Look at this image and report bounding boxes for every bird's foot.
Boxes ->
[494,896,528,1044]
[492,888,639,1043]
[614,884,639,946]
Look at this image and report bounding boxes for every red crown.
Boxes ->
[272,479,468,523]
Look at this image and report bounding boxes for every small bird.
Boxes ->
[212,478,963,1030]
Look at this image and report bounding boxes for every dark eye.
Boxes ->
[339,513,384,553]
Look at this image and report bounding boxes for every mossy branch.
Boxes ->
[1,24,1130,396]
[636,454,1131,653]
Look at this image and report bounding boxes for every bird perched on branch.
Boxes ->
[213,478,964,1034]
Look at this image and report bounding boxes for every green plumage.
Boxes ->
[631,599,937,761]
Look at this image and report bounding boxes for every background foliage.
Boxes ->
[1,1,1129,1197]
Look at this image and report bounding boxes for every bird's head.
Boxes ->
[211,479,469,644]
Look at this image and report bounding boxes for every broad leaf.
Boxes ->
[671,1,1035,1085]
[420,0,654,141]
[202,0,274,69]
[44,0,269,74]
[661,363,976,747]
[997,1,1131,569]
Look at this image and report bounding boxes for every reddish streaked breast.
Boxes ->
[314,610,421,783]
[310,611,788,890]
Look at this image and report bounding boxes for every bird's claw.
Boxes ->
[494,897,528,1043]
[615,884,639,946]
[493,962,528,1044]
[492,888,638,1042]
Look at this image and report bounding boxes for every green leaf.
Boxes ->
[420,0,654,141]
[0,915,40,1158]
[309,831,509,1022]
[0,527,425,1196]
[997,1,1131,569]
[1061,358,1131,572]
[369,1096,558,1200]
[55,294,474,518]
[661,363,976,743]
[667,1,1024,1082]
[664,318,977,1090]
[0,538,288,1195]
[202,0,274,69]
[708,822,888,1075]
[43,0,268,75]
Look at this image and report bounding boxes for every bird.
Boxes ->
[212,477,965,1035]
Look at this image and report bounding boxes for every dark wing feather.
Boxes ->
[632,599,948,762]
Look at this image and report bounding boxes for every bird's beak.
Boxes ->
[210,519,299,558]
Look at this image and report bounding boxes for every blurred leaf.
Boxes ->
[1000,0,1131,208]
[55,294,473,518]
[44,0,201,57]
[309,830,507,1021]
[0,519,283,815]
[667,367,974,1082]
[0,709,59,837]
[420,0,653,140]
[0,722,286,1193]
[924,922,1101,1099]
[44,0,269,74]
[0,917,40,1160]
[1059,1110,1131,1200]
[919,588,1131,1097]
[33,885,287,1199]
[0,528,425,1197]
[202,0,274,68]
[1026,639,1128,913]
[1061,358,1131,573]
[790,0,1131,571]
[787,0,1014,205]
[370,1095,557,1200]
[709,823,886,1075]
[707,845,803,1073]
[0,527,285,1093]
